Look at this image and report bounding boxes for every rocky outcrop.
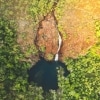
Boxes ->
[2,0,100,61]
[36,0,100,61]
[17,0,100,61]
[35,13,59,60]
[35,0,100,61]
[55,0,100,60]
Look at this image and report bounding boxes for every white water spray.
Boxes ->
[54,31,62,61]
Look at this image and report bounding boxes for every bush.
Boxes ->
[0,18,44,100]
[47,47,100,100]
[1,0,100,100]
[29,0,56,18]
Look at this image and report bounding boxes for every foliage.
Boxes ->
[29,0,56,19]
[39,46,46,53]
[43,47,100,100]
[0,17,24,99]
[0,18,44,100]
[95,20,100,38]
[57,24,67,40]
[1,0,100,100]
[63,50,100,100]
[55,0,67,40]
[55,0,65,21]
[46,53,54,61]
[0,0,54,99]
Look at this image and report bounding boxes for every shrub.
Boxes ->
[0,18,44,100]
[47,47,100,100]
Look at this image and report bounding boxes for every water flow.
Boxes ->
[55,32,62,61]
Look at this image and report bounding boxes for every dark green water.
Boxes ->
[28,57,70,91]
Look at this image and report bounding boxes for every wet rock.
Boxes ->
[35,13,59,60]
[55,0,100,60]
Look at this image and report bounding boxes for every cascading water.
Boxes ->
[54,31,62,61]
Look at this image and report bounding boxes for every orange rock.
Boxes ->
[35,13,59,60]
[55,0,100,60]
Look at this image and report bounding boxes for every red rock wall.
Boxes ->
[35,13,59,60]
[55,0,100,60]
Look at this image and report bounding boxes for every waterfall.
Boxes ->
[54,32,62,61]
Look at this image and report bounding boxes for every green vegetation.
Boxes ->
[46,53,54,61]
[29,0,56,16]
[39,45,46,53]
[55,0,68,40]
[63,50,100,99]
[43,48,100,100]
[0,0,100,100]
[0,0,30,19]
[0,17,44,100]
[95,20,100,38]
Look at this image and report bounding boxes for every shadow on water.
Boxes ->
[28,57,70,91]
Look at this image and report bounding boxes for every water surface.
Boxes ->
[28,57,70,91]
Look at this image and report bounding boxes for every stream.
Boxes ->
[54,31,62,61]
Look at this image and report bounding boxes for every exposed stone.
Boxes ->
[55,0,100,60]
[35,13,59,60]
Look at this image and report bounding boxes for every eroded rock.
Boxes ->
[35,13,59,60]
[55,0,100,60]
[2,0,100,62]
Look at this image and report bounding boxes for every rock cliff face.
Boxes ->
[16,0,100,61]
[36,0,100,61]
[57,0,100,60]
[35,13,59,60]
[2,0,100,61]
[56,0,100,60]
